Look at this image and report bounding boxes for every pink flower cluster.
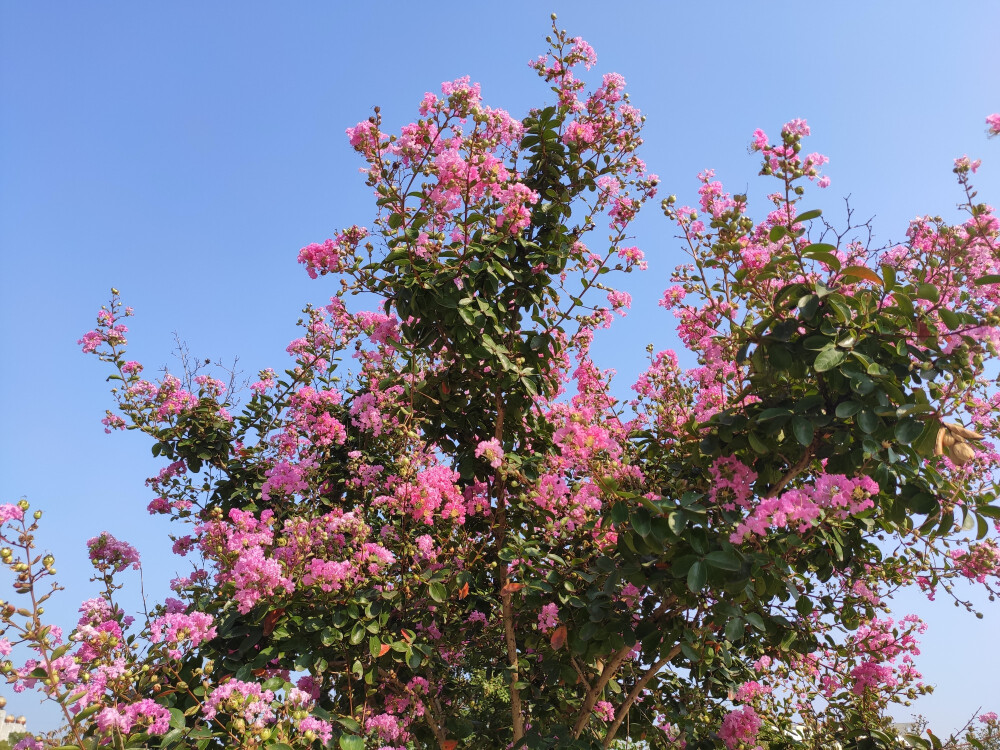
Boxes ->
[847,615,925,696]
[718,705,762,749]
[96,699,171,736]
[537,602,559,632]
[149,611,217,659]
[987,113,1000,138]
[948,539,1000,583]
[750,119,831,188]
[730,473,878,544]
[87,532,141,574]
[202,680,275,726]
[192,507,396,613]
[298,226,369,279]
[474,438,504,469]
[78,307,129,355]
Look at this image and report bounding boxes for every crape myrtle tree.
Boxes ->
[3,18,1000,750]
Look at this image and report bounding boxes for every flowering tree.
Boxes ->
[4,18,1000,750]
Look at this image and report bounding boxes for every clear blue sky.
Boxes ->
[2,1,998,734]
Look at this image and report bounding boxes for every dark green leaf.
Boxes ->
[705,551,741,571]
[791,416,814,446]
[631,508,652,537]
[857,409,879,434]
[835,400,862,418]
[687,561,707,593]
[894,417,924,445]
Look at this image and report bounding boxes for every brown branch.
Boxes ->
[570,656,593,692]
[421,679,449,749]
[501,584,526,742]
[601,645,682,748]
[571,647,632,739]
[766,443,815,498]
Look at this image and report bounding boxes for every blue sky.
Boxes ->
[2,1,998,734]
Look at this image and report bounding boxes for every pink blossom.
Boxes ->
[594,700,615,721]
[987,113,1000,137]
[87,532,141,573]
[718,706,762,749]
[537,602,559,632]
[150,612,217,659]
[474,438,504,469]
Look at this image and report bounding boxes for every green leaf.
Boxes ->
[881,264,897,289]
[428,582,447,603]
[803,249,841,271]
[724,617,744,642]
[835,400,862,418]
[631,508,652,537]
[687,561,707,593]
[803,242,838,255]
[747,432,768,454]
[757,407,792,422]
[813,347,846,372]
[796,209,822,223]
[340,737,365,750]
[894,417,924,445]
[913,420,940,458]
[349,623,366,645]
[939,308,961,330]
[857,409,879,434]
[745,612,766,632]
[974,274,1000,285]
[769,225,787,242]
[791,416,814,446]
[668,511,686,535]
[916,283,940,302]
[705,551,741,571]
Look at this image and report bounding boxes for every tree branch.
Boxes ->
[601,644,681,748]
[571,647,632,739]
[502,582,526,742]
[766,442,815,498]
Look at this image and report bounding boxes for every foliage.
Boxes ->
[4,17,1000,750]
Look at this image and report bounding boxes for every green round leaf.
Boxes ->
[813,347,846,372]
[894,417,924,445]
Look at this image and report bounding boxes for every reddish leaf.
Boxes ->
[379,643,391,657]
[401,630,413,644]
[263,608,285,636]
[442,741,458,750]
[841,265,884,286]
[458,582,470,599]
[500,582,523,596]
[550,625,567,651]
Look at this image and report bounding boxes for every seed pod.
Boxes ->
[949,441,977,466]
[943,422,984,441]
[934,421,983,465]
